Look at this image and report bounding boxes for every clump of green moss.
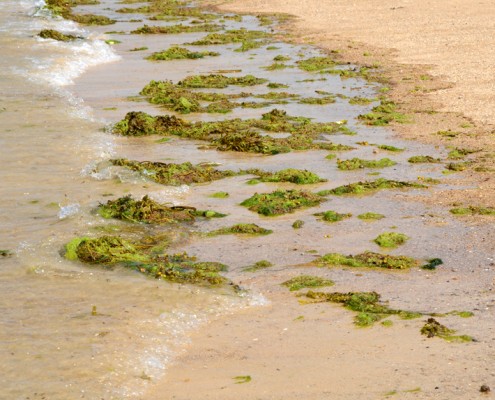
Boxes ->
[38,29,79,41]
[187,28,271,52]
[131,23,221,35]
[146,46,220,61]
[357,212,385,220]
[317,178,427,196]
[267,82,289,89]
[445,162,470,172]
[64,236,232,287]
[282,275,334,291]
[241,189,324,216]
[263,62,289,71]
[245,168,326,185]
[377,144,404,152]
[314,210,352,223]
[97,195,225,224]
[304,291,422,327]
[373,232,409,248]
[421,318,473,342]
[208,223,272,236]
[337,157,396,170]
[358,100,409,126]
[292,219,304,229]
[408,155,442,163]
[448,148,477,159]
[316,251,418,270]
[450,206,495,216]
[110,159,237,185]
[242,259,273,272]
[298,96,336,105]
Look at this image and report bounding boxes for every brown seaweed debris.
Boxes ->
[110,159,238,185]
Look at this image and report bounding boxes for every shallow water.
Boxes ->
[1,1,493,399]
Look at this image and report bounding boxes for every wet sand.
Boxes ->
[145,2,495,399]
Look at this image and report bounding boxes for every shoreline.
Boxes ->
[202,0,494,210]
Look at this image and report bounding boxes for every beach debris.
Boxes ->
[207,223,273,236]
[314,210,352,223]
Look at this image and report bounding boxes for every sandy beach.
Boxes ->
[144,2,495,399]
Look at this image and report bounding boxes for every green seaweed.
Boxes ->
[233,375,251,384]
[316,251,418,270]
[337,157,396,170]
[245,168,326,185]
[296,56,336,72]
[267,82,289,89]
[292,220,304,229]
[64,236,232,287]
[421,318,473,342]
[178,74,267,88]
[187,28,270,47]
[241,189,324,216]
[110,159,237,185]
[282,275,334,291]
[374,232,409,248]
[408,155,442,163]
[448,148,477,159]
[263,62,289,71]
[445,162,470,172]
[450,206,495,216]
[377,144,404,152]
[304,291,422,327]
[208,223,272,236]
[317,179,427,196]
[314,210,352,223]
[0,250,13,257]
[242,260,273,272]
[357,212,385,220]
[38,29,79,41]
[97,195,224,224]
[146,46,219,61]
[131,23,221,35]
[358,100,409,126]
[298,96,336,105]
[349,97,375,105]
[209,191,229,198]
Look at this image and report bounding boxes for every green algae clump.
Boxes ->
[208,223,272,236]
[316,251,418,270]
[282,275,334,291]
[241,189,324,216]
[358,212,385,220]
[38,29,79,41]
[292,219,304,229]
[296,56,336,72]
[450,206,495,216]
[64,236,232,287]
[245,168,326,185]
[110,159,237,185]
[131,23,221,35]
[146,46,219,61]
[44,0,115,25]
[358,100,409,126]
[96,195,222,224]
[242,260,273,272]
[318,178,427,196]
[421,318,473,342]
[373,232,409,248]
[178,74,267,88]
[186,28,270,51]
[113,111,188,136]
[408,155,442,163]
[377,144,404,152]
[337,157,396,170]
[304,291,422,327]
[314,210,352,223]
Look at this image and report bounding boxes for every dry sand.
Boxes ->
[145,2,495,399]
